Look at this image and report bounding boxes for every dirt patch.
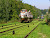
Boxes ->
[38,32,47,38]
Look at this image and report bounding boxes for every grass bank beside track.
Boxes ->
[0,20,40,38]
[27,21,50,38]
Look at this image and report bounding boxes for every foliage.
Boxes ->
[28,22,50,38]
[45,8,50,25]
[48,7,50,14]
[41,9,48,15]
[0,0,42,23]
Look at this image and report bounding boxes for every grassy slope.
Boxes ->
[27,21,50,38]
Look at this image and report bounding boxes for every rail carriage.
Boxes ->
[19,9,33,23]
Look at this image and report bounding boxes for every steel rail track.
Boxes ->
[24,22,40,38]
[0,25,26,33]
[0,25,19,30]
[0,21,39,37]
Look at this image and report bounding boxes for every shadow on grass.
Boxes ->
[41,23,48,25]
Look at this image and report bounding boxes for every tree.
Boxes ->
[0,0,42,23]
[48,7,50,13]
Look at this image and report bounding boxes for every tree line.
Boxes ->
[0,0,42,23]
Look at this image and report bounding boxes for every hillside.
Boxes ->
[0,0,42,23]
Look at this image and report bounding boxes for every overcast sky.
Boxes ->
[22,0,50,9]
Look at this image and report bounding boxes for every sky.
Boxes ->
[22,0,50,9]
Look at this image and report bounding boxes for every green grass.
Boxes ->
[0,22,19,27]
[0,20,40,38]
[0,20,38,32]
[27,22,50,38]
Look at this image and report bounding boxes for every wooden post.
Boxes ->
[13,30,15,35]
[2,26,3,27]
[28,25,29,27]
